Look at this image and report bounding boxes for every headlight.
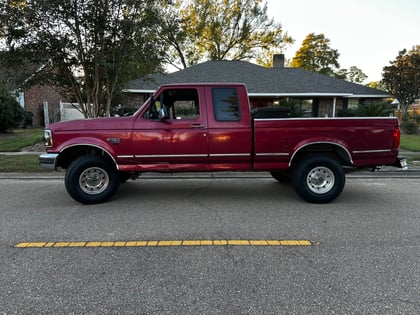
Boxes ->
[44,129,53,147]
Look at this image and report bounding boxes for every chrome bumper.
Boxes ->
[39,153,59,170]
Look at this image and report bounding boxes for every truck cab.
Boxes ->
[126,83,253,172]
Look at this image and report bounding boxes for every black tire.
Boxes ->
[65,155,120,204]
[292,155,345,203]
[270,171,291,183]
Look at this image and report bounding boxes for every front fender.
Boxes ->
[53,138,119,169]
[56,137,116,155]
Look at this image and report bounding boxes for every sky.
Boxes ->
[265,0,419,82]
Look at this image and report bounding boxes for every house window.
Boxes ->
[212,88,240,121]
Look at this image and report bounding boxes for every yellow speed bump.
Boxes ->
[15,239,315,248]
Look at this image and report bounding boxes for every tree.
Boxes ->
[367,81,387,91]
[0,84,24,132]
[1,0,164,118]
[339,66,368,84]
[159,0,293,69]
[382,46,420,121]
[291,33,340,76]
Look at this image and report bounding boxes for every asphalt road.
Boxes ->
[1,174,419,314]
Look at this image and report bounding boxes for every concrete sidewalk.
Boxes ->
[0,151,41,155]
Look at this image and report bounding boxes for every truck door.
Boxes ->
[206,86,252,170]
[132,87,209,171]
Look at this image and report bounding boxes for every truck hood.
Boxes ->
[48,116,135,132]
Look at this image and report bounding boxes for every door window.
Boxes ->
[144,88,200,120]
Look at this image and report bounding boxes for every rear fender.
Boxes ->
[290,140,353,167]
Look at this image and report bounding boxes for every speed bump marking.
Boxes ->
[15,240,315,248]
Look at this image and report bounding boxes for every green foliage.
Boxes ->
[337,103,392,117]
[401,121,419,135]
[160,0,293,69]
[337,108,356,117]
[291,33,340,76]
[279,100,305,117]
[0,85,24,132]
[337,66,368,83]
[2,0,164,118]
[23,111,33,128]
[382,46,420,121]
[367,81,387,91]
[291,34,368,82]
[355,103,392,117]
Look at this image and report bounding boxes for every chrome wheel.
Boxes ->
[66,155,120,204]
[79,167,110,195]
[292,155,345,203]
[306,166,335,194]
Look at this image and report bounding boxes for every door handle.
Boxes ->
[190,124,206,129]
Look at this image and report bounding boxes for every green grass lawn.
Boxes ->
[0,128,44,151]
[400,134,420,152]
[0,129,46,172]
[0,154,47,173]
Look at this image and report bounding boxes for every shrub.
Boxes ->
[401,121,419,135]
[23,111,34,128]
[355,103,393,117]
[280,100,305,117]
[337,108,356,117]
[338,103,393,118]
[0,86,24,132]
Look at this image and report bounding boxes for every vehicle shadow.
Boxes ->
[118,177,294,198]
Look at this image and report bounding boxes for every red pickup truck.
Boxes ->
[40,83,406,204]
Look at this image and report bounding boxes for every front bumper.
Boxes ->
[39,153,59,170]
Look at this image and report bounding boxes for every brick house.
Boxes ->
[0,58,65,128]
[124,55,391,117]
[21,83,64,127]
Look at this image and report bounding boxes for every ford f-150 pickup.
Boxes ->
[40,83,406,204]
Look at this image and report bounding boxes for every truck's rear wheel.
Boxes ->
[65,155,120,204]
[292,155,345,203]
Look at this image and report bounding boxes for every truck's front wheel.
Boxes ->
[65,155,120,204]
[292,155,345,203]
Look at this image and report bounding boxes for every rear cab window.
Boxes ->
[212,88,241,122]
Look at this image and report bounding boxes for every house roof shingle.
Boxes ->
[125,60,390,98]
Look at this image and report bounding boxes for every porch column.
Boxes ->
[332,97,337,117]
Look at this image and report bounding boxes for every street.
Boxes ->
[1,174,419,314]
